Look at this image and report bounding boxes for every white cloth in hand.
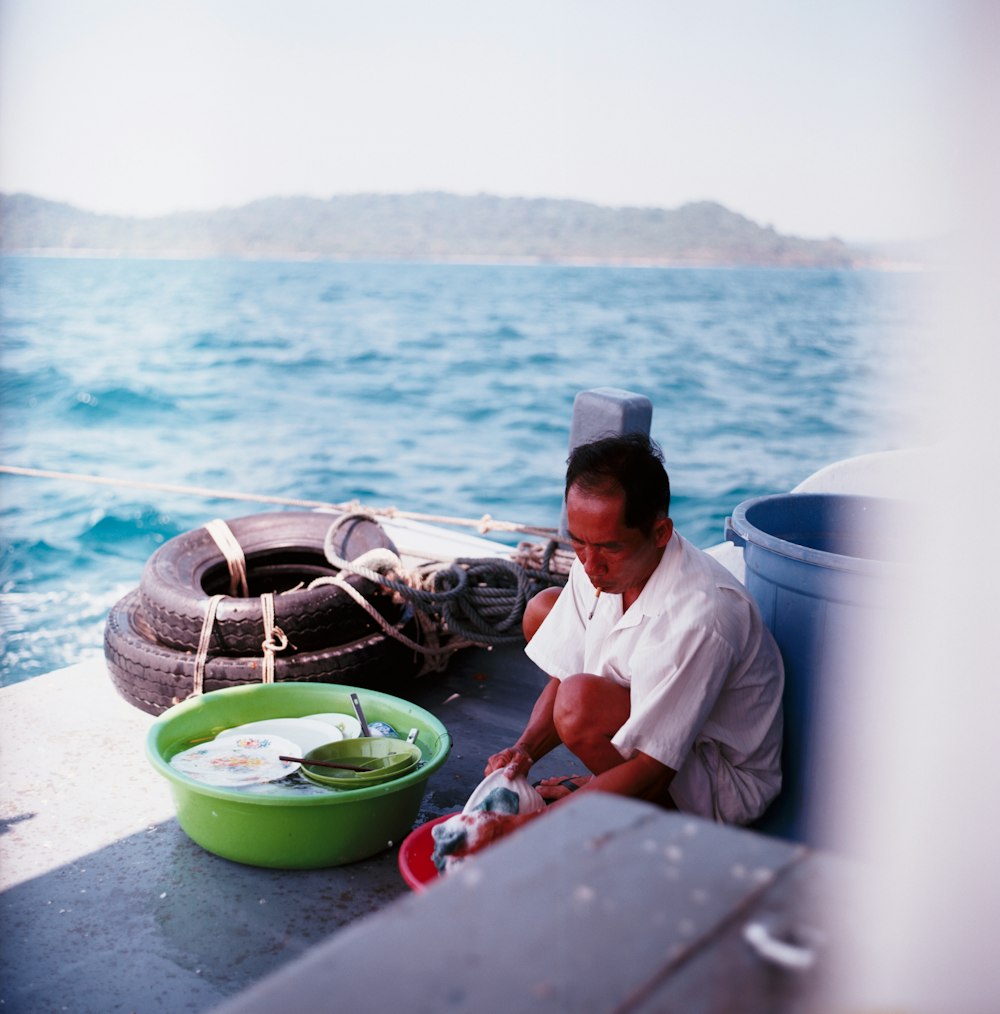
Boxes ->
[430,770,545,873]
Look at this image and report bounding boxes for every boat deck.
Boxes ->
[0,644,572,1011]
[1,644,854,1013]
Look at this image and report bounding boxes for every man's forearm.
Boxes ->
[514,677,563,762]
[585,751,675,802]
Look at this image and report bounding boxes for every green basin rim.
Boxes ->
[146,681,451,806]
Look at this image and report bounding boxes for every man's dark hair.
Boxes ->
[565,433,671,535]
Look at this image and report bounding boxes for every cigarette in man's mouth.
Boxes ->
[588,589,601,620]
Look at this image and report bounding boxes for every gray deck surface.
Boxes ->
[213,795,851,1014]
[0,645,575,1013]
[1,648,850,1013]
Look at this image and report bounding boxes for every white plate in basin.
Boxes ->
[170,734,302,787]
[303,712,363,739]
[215,717,343,754]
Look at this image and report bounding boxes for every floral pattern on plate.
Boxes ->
[170,734,302,787]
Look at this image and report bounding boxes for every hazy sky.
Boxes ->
[0,0,962,243]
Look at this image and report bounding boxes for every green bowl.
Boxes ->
[302,738,422,788]
[147,682,451,869]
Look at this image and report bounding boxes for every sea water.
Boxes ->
[0,256,929,685]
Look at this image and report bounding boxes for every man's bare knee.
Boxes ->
[553,674,630,754]
[523,586,562,641]
[552,674,630,774]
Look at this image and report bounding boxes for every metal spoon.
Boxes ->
[406,727,419,744]
[350,693,371,737]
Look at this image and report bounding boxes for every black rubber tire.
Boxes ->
[139,512,402,656]
[104,588,421,716]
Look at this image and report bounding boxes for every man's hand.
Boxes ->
[484,744,533,779]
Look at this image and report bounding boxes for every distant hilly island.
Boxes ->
[0,191,896,267]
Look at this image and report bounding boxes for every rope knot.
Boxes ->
[259,592,286,684]
[261,627,289,654]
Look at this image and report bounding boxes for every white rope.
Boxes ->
[312,574,424,652]
[259,592,288,684]
[0,464,563,541]
[204,518,249,597]
[323,513,412,587]
[309,546,476,672]
[192,593,224,697]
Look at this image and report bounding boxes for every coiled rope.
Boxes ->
[315,513,568,672]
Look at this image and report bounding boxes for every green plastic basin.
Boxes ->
[147,682,451,869]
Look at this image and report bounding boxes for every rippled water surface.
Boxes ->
[0,256,928,684]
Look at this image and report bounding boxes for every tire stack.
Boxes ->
[104,512,421,716]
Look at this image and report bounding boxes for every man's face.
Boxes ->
[565,482,672,601]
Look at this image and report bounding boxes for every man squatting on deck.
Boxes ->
[463,433,784,854]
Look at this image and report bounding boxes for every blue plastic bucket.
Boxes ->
[725,493,903,845]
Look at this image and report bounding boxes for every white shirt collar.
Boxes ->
[617,531,684,626]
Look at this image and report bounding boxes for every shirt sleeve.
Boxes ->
[523,561,590,680]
